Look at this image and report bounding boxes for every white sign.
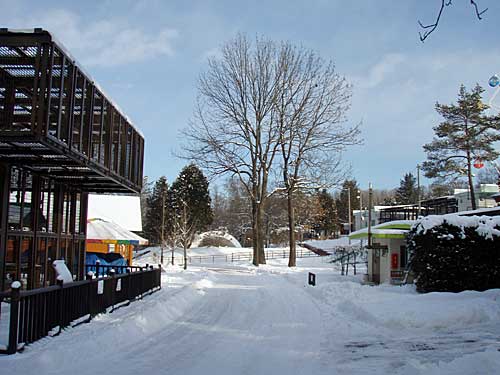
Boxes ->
[97,280,104,295]
[116,279,122,292]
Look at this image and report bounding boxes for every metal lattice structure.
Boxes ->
[0,29,144,193]
[0,29,145,291]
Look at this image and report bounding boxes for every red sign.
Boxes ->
[391,253,399,269]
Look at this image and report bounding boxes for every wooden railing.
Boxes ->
[0,266,161,354]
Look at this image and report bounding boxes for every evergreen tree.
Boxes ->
[169,164,213,248]
[395,173,419,205]
[314,189,337,238]
[143,176,169,245]
[335,179,360,232]
[422,84,500,210]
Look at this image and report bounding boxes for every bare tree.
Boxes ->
[418,0,488,42]
[273,43,360,266]
[174,200,194,270]
[183,35,286,266]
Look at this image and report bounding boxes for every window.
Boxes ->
[400,245,408,268]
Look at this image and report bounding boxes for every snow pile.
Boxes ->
[416,214,500,240]
[191,230,242,248]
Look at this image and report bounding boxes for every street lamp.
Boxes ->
[417,164,421,217]
[356,189,362,229]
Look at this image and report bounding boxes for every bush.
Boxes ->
[198,236,236,248]
[408,215,500,293]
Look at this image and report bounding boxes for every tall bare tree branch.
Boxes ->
[418,0,488,42]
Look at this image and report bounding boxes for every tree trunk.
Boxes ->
[257,203,266,264]
[466,150,477,210]
[287,192,296,267]
[252,200,259,266]
[183,243,187,270]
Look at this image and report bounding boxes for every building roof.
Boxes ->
[86,218,148,245]
[349,220,415,240]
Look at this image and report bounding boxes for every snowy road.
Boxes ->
[1,258,500,374]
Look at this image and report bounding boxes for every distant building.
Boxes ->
[354,184,500,228]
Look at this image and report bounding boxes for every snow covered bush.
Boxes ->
[408,215,500,293]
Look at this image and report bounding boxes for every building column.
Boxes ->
[0,163,10,290]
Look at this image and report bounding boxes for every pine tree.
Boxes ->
[169,164,213,249]
[143,176,169,245]
[335,179,360,232]
[395,173,418,205]
[314,189,337,238]
[422,84,500,210]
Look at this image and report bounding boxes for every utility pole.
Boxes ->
[348,187,351,235]
[160,189,165,264]
[343,187,351,244]
[357,189,363,229]
[417,164,421,217]
[368,183,373,248]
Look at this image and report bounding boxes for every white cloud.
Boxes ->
[9,9,178,68]
[354,53,406,89]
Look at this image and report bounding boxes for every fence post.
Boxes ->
[354,252,357,275]
[86,272,94,322]
[95,260,100,278]
[125,268,132,304]
[7,281,21,354]
[57,278,64,335]
[109,269,116,313]
[157,264,162,290]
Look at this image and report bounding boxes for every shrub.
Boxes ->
[408,215,500,293]
[198,236,236,248]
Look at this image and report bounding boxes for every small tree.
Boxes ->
[395,172,418,205]
[422,84,500,210]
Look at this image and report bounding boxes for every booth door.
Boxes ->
[372,250,381,284]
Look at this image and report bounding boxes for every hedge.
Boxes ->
[407,215,500,293]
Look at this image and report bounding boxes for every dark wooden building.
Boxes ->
[0,29,144,291]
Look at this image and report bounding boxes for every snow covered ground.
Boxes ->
[1,256,499,374]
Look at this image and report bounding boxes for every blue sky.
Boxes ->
[1,0,499,190]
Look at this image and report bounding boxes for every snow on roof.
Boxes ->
[87,218,148,245]
[458,206,500,216]
[349,220,415,240]
[415,214,500,240]
[88,194,142,232]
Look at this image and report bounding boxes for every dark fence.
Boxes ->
[0,266,161,354]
